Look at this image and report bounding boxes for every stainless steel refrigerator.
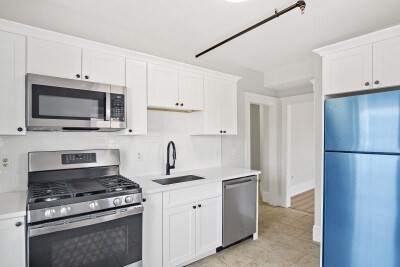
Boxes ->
[324,89,400,267]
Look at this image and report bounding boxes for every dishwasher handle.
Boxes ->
[224,177,256,189]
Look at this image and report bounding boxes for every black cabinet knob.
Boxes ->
[374,80,380,85]
[15,222,22,227]
[175,103,179,106]
[220,130,223,134]
[198,204,201,208]
[365,82,370,86]
[129,129,133,133]
[223,131,227,134]
[85,75,89,79]
[180,103,183,106]
[143,198,147,202]
[193,206,196,209]
[17,127,23,132]
[76,74,81,78]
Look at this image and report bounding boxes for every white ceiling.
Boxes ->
[0,0,400,75]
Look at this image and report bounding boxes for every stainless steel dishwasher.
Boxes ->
[222,175,257,248]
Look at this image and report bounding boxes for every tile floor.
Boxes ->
[188,201,320,267]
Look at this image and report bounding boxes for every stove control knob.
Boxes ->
[60,206,69,215]
[113,198,122,206]
[125,196,133,204]
[89,202,96,210]
[44,209,53,218]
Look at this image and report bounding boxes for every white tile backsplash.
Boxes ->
[0,110,221,192]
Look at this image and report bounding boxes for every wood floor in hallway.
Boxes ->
[290,189,315,214]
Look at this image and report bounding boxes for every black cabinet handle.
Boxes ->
[143,198,147,202]
[198,204,201,208]
[85,75,89,80]
[129,129,133,133]
[193,206,196,209]
[175,103,179,106]
[374,80,380,85]
[223,131,227,133]
[220,130,223,134]
[180,103,183,106]
[15,222,22,227]
[17,127,23,132]
[76,74,81,78]
[365,82,370,86]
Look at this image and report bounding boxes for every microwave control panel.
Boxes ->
[111,94,125,121]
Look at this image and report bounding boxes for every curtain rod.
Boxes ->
[195,0,306,58]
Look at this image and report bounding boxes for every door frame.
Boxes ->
[280,92,314,207]
[244,92,280,206]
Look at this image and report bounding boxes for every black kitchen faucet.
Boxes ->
[166,141,176,175]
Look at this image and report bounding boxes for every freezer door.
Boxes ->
[324,152,400,267]
[325,89,400,153]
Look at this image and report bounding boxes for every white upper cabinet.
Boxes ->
[323,44,373,95]
[0,31,26,135]
[178,70,204,110]
[148,64,179,109]
[195,197,222,256]
[219,79,237,135]
[82,49,125,86]
[27,37,82,80]
[192,76,237,135]
[373,36,400,89]
[124,59,147,135]
[0,217,26,267]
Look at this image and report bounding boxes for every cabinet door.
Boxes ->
[196,196,222,256]
[0,217,25,267]
[0,31,26,135]
[124,59,147,135]
[163,203,196,267]
[373,36,400,89]
[82,49,125,86]
[202,76,222,134]
[178,70,204,110]
[148,64,179,109]
[143,193,163,267]
[219,79,237,135]
[27,37,82,80]
[323,44,373,95]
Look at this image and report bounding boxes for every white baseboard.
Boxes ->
[313,224,322,243]
[290,179,315,197]
[260,182,275,205]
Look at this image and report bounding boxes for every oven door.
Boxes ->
[27,74,111,131]
[28,205,143,267]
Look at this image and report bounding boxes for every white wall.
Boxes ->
[0,110,221,193]
[260,106,270,197]
[290,101,315,196]
[250,104,260,171]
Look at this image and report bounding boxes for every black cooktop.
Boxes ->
[28,175,139,204]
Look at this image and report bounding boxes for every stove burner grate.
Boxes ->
[28,181,73,204]
[98,175,139,193]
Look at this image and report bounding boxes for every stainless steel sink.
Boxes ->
[152,175,205,185]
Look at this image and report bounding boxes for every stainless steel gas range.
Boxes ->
[26,149,143,267]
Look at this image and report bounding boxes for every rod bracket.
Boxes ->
[297,0,306,14]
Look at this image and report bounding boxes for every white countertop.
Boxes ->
[0,190,27,220]
[130,166,261,195]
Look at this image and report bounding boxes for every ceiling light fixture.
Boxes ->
[196,0,306,58]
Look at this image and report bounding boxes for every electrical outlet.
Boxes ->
[136,152,142,161]
[0,156,11,170]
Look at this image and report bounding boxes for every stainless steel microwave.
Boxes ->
[27,74,126,132]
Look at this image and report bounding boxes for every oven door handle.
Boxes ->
[29,205,143,238]
[105,92,111,121]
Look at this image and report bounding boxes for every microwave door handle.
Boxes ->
[105,92,111,121]
[29,205,143,237]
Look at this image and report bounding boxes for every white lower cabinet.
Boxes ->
[0,216,25,267]
[163,196,222,267]
[143,193,163,267]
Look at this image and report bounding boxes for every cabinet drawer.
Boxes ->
[163,182,222,209]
